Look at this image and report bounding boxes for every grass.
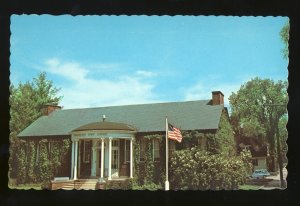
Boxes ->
[239,184,261,190]
[8,183,42,190]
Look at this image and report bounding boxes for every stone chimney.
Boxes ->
[212,91,224,105]
[41,104,61,116]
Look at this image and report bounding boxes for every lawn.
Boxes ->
[8,183,42,190]
[239,184,261,190]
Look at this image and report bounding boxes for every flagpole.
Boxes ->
[165,115,169,191]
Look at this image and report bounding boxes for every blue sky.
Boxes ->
[10,15,288,109]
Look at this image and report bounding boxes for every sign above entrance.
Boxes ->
[72,131,134,139]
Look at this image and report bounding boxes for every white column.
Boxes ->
[130,138,133,178]
[78,140,81,178]
[73,140,79,180]
[108,138,112,180]
[101,138,104,179]
[71,140,75,179]
[91,142,97,177]
[165,116,169,191]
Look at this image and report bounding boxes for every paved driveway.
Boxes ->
[260,167,287,190]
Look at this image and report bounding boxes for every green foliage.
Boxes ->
[239,149,253,175]
[144,140,155,183]
[280,21,289,59]
[239,184,260,190]
[179,130,204,149]
[9,72,62,179]
[27,141,37,182]
[239,118,266,141]
[170,147,252,190]
[10,72,62,137]
[133,139,141,184]
[134,125,236,189]
[37,141,51,183]
[16,142,26,184]
[105,179,132,190]
[132,182,163,190]
[208,112,236,156]
[8,183,42,190]
[179,117,235,156]
[229,77,288,170]
[133,135,165,187]
[14,138,71,185]
[104,178,163,190]
[278,116,288,163]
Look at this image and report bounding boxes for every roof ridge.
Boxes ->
[59,99,211,111]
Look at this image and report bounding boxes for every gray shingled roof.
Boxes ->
[18,100,223,137]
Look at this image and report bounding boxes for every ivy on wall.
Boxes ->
[132,112,236,188]
[133,134,164,187]
[207,111,236,155]
[15,138,71,185]
[14,110,236,188]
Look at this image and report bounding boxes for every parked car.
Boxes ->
[251,169,271,179]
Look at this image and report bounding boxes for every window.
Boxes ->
[83,140,91,163]
[124,140,130,163]
[140,138,146,161]
[169,140,176,157]
[153,139,160,161]
[49,140,60,159]
[36,142,40,164]
[198,137,207,150]
[112,149,119,169]
[112,139,119,147]
[252,159,258,166]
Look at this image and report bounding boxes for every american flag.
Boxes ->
[168,123,183,143]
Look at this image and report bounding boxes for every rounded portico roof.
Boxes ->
[72,121,137,132]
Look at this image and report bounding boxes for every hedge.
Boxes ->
[170,147,252,190]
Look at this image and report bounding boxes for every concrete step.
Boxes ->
[74,180,98,190]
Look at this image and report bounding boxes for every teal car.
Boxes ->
[251,169,271,179]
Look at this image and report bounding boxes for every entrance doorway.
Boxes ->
[111,140,119,177]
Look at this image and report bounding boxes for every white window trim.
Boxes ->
[36,142,39,164]
[169,140,175,157]
[83,140,91,163]
[139,139,146,162]
[153,139,160,162]
[49,140,60,159]
[124,139,130,163]
[112,139,119,147]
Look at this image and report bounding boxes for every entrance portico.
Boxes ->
[70,121,136,181]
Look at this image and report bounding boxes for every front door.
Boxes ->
[111,140,119,177]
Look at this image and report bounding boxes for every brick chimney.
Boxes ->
[212,91,224,105]
[41,104,61,116]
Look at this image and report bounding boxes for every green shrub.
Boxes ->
[105,179,132,190]
[207,112,236,155]
[132,182,163,191]
[170,147,252,190]
[41,180,51,190]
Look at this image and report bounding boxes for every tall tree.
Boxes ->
[280,21,290,59]
[229,77,287,171]
[9,72,62,179]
